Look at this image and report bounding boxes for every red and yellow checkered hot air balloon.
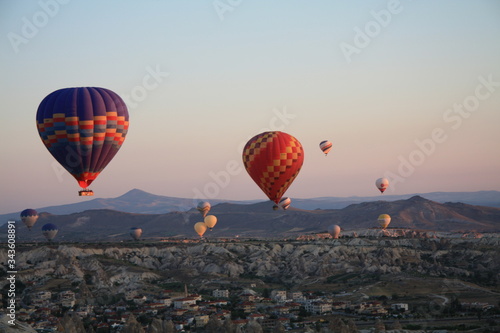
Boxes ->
[242,131,304,208]
[36,87,129,196]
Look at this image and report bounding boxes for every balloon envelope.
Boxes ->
[242,131,304,204]
[194,222,208,237]
[130,227,142,240]
[378,214,391,229]
[375,178,389,193]
[21,209,38,230]
[36,87,129,191]
[42,223,58,241]
[319,140,333,155]
[327,224,341,239]
[197,201,211,218]
[204,215,217,229]
[279,197,291,210]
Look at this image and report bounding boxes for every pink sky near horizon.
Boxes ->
[1,1,499,214]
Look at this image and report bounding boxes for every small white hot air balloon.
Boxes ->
[197,201,211,218]
[130,227,143,241]
[327,224,341,239]
[375,178,389,193]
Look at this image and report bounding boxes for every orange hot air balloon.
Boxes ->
[378,214,391,229]
[242,131,304,205]
[194,222,208,237]
[204,215,217,230]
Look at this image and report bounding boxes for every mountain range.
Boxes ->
[3,188,500,220]
[4,190,500,241]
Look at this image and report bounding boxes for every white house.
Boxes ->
[174,297,197,309]
[213,289,229,298]
[391,303,409,311]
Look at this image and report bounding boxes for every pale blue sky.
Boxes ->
[1,0,500,214]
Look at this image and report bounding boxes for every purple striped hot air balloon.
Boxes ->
[42,223,58,241]
[36,87,129,196]
[21,209,38,231]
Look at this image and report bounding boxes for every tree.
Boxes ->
[374,319,385,333]
[164,320,175,333]
[390,320,402,331]
[273,322,286,333]
[122,314,145,333]
[245,320,263,333]
[206,315,222,332]
[222,318,236,333]
[328,317,349,333]
[59,313,86,333]
[346,319,359,333]
[147,318,164,333]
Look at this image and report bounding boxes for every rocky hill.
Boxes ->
[4,196,500,242]
[1,237,499,299]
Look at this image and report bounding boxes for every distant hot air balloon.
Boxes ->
[194,222,207,237]
[319,140,333,156]
[20,209,38,231]
[130,227,142,240]
[42,223,58,241]
[378,214,391,229]
[242,131,304,207]
[197,201,211,218]
[279,197,291,210]
[36,87,129,196]
[204,215,217,230]
[327,224,341,239]
[375,178,389,193]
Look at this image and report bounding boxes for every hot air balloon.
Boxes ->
[36,87,129,196]
[197,201,211,218]
[20,209,38,231]
[130,227,142,241]
[194,222,207,237]
[378,214,391,229]
[204,215,217,230]
[42,223,58,241]
[242,131,304,208]
[279,197,291,210]
[327,224,341,239]
[375,178,389,193]
[319,140,333,156]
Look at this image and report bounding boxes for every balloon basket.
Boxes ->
[79,189,94,196]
